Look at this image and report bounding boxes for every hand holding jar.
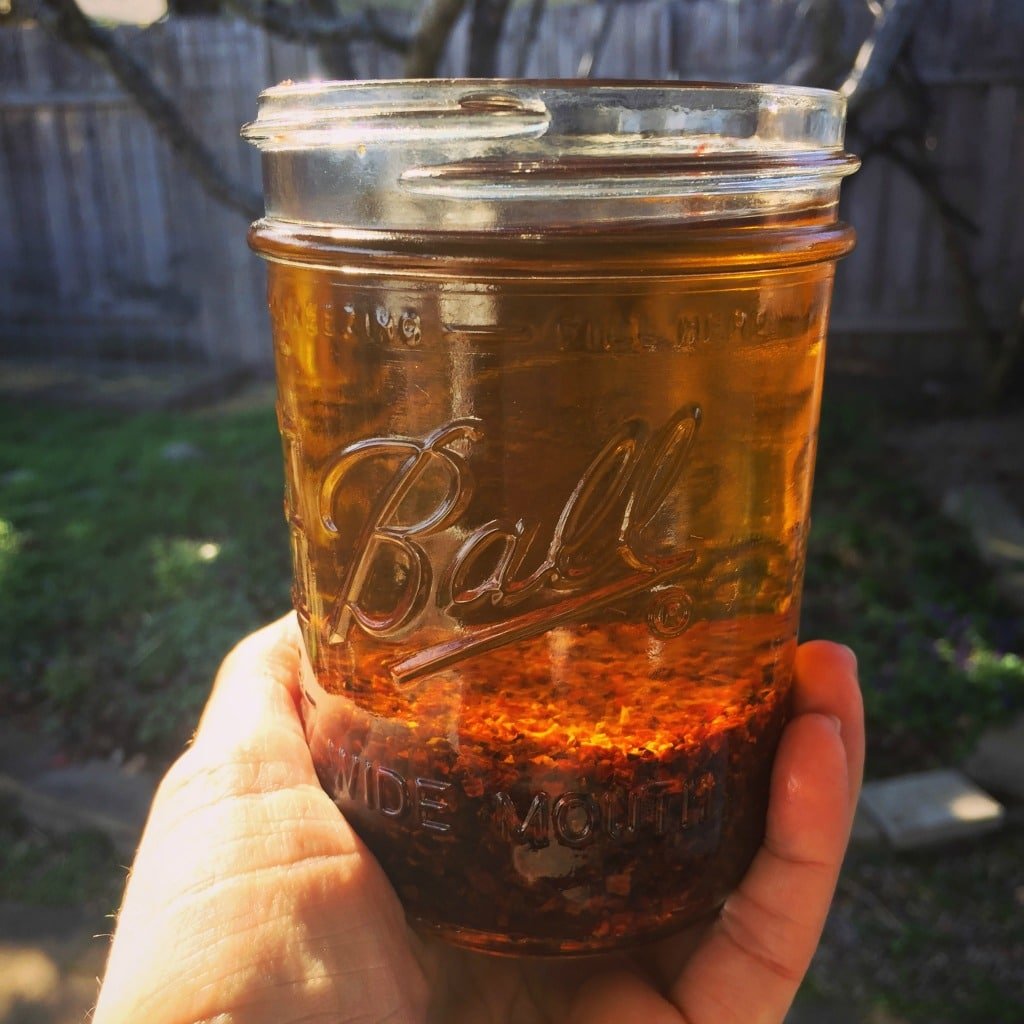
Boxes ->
[94,79,865,1023]
[92,614,863,1024]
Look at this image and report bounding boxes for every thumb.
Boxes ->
[667,641,862,1024]
[190,611,306,760]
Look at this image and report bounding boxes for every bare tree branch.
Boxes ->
[305,0,357,79]
[222,0,411,55]
[577,0,618,79]
[852,50,1021,401]
[27,0,476,221]
[763,0,815,82]
[362,5,413,54]
[514,0,546,77]
[860,129,978,233]
[841,0,928,110]
[35,0,262,220]
[3,0,51,23]
[313,33,357,81]
[404,0,467,77]
[780,0,849,87]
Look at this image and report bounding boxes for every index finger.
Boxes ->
[793,640,865,812]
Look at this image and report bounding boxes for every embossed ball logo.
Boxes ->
[318,405,703,681]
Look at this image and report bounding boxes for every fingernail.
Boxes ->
[839,644,858,673]
[827,714,842,735]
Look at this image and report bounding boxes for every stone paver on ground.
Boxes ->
[0,715,158,861]
[860,769,1005,850]
[964,712,1024,802]
[0,760,156,860]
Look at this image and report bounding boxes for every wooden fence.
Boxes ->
[0,0,1022,373]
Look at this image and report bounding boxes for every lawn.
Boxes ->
[0,380,1021,1021]
[0,397,291,756]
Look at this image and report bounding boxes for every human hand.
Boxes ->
[93,615,863,1024]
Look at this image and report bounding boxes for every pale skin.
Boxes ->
[93,614,864,1024]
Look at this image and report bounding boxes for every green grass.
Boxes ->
[0,401,291,756]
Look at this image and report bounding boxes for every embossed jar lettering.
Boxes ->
[494,773,718,850]
[323,741,455,833]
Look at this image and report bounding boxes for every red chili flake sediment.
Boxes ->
[302,613,794,955]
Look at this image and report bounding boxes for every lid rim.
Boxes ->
[242,79,847,146]
[251,77,849,103]
[244,80,856,229]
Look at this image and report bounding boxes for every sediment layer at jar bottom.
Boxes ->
[302,614,793,954]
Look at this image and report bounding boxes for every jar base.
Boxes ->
[408,903,724,958]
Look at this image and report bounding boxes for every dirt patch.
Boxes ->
[0,359,250,412]
[0,903,108,1024]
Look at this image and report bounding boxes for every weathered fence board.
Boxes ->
[0,0,1022,374]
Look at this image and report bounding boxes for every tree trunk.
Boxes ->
[404,0,467,77]
[467,0,512,77]
[38,0,261,218]
[308,0,356,79]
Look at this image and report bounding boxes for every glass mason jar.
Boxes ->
[244,81,857,956]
